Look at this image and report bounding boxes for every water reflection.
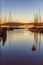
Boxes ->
[1,29,43,65]
[32,32,41,52]
[0,29,41,49]
[0,29,7,46]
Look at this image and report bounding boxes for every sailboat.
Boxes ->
[29,12,43,33]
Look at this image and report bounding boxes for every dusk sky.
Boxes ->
[1,0,43,23]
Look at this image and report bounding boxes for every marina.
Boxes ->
[0,0,43,65]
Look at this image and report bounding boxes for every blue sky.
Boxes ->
[1,0,43,22]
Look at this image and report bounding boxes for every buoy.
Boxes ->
[32,45,36,52]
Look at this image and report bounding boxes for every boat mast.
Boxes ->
[34,13,36,26]
[39,11,41,23]
[0,0,1,28]
[36,12,38,23]
[4,14,6,23]
[34,12,38,26]
[0,15,1,28]
[10,12,12,22]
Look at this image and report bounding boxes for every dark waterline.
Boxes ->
[0,29,43,65]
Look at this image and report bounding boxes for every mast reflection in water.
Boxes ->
[32,32,41,52]
[0,29,7,46]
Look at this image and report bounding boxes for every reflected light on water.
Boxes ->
[0,29,43,65]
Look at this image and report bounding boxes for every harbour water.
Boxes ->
[0,29,43,65]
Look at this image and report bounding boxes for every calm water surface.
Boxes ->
[0,29,43,65]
